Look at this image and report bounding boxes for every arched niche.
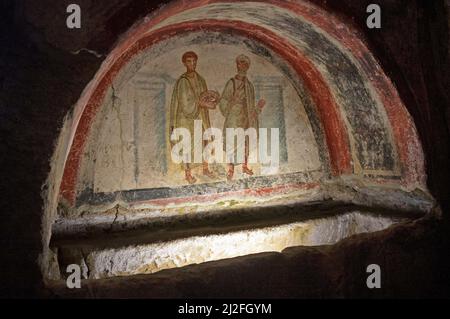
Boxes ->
[44,0,433,280]
[74,31,326,207]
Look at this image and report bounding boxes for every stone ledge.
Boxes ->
[49,181,434,280]
[45,216,449,298]
[52,211,405,279]
[53,181,433,240]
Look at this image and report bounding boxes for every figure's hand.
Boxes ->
[257,99,266,109]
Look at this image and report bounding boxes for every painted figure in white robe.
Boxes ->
[219,54,266,180]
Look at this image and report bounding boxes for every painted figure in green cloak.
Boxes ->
[169,51,216,184]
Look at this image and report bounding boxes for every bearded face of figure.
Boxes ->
[237,60,249,73]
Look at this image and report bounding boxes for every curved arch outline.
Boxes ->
[59,0,425,204]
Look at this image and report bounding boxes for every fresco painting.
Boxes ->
[75,34,324,206]
[70,20,404,208]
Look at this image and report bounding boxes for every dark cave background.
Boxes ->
[0,0,449,298]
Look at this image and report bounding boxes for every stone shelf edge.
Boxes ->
[51,182,433,246]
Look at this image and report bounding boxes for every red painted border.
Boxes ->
[60,20,351,204]
[59,0,426,205]
[128,0,425,186]
[131,182,320,208]
[264,0,425,187]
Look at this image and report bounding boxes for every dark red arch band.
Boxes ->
[59,20,352,204]
[127,0,425,186]
[59,0,426,204]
